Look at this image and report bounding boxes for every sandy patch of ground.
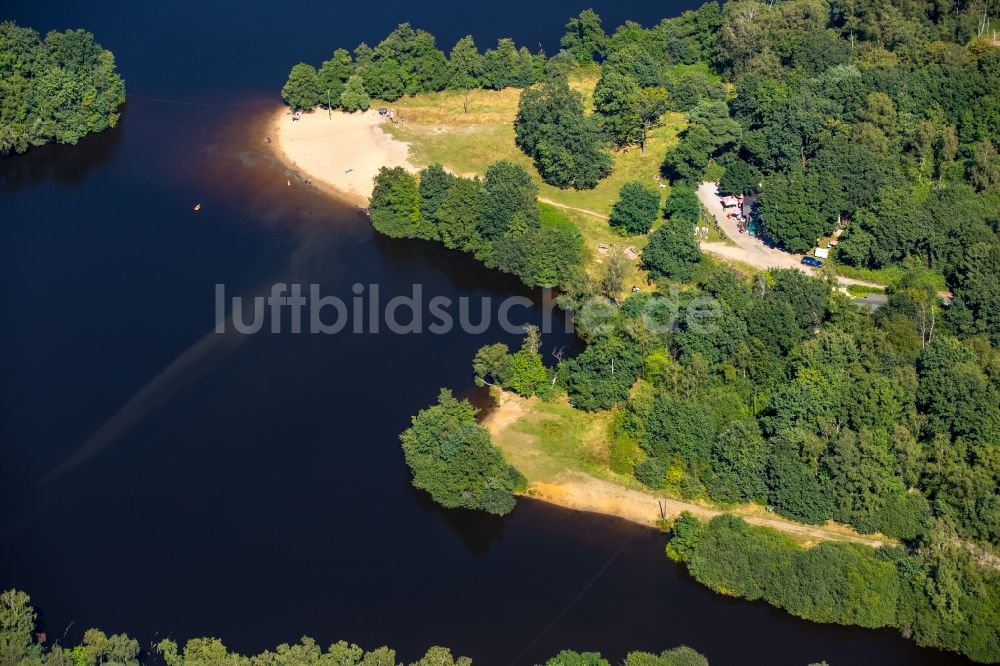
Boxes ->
[269,107,415,206]
[484,388,529,436]
[524,471,887,547]
[486,390,888,548]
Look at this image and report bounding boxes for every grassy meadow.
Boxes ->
[374,69,686,287]
[491,395,626,485]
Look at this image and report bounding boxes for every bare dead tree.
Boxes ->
[550,346,565,386]
[914,292,937,349]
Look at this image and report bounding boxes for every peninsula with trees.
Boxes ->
[274,2,1000,662]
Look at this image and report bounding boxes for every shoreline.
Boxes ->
[266,105,886,549]
[265,106,664,535]
[266,105,415,207]
[484,390,889,548]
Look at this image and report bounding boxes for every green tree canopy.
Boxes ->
[566,335,644,411]
[0,23,125,154]
[370,167,420,238]
[515,75,612,189]
[476,160,539,240]
[759,169,840,253]
[766,438,835,524]
[717,153,763,195]
[624,647,709,666]
[545,650,610,666]
[400,389,523,515]
[481,38,531,90]
[418,164,457,236]
[560,10,608,64]
[594,72,670,152]
[663,184,702,223]
[707,420,769,504]
[642,218,701,282]
[610,181,661,234]
[643,393,717,469]
[281,62,321,110]
[339,74,371,111]
[448,35,482,95]
[316,48,353,107]
[661,124,715,184]
[363,58,406,100]
[437,177,485,252]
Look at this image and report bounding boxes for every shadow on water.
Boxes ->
[0,110,126,193]
[405,482,510,556]
[373,234,538,297]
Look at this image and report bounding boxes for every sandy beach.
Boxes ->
[269,107,414,206]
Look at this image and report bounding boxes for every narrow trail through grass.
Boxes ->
[537,197,609,220]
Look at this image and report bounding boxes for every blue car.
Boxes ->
[801,256,823,268]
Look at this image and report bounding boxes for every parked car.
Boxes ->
[378,107,388,116]
[801,256,823,268]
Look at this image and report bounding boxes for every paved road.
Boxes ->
[696,182,886,289]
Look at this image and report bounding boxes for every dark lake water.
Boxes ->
[0,2,973,664]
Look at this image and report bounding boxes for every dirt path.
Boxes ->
[538,197,609,220]
[528,472,887,547]
[485,391,888,548]
[696,182,886,289]
[483,389,529,433]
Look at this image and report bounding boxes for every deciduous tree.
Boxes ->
[610,181,660,234]
[370,167,420,238]
[339,74,370,111]
[281,63,320,110]
[400,389,523,515]
[642,218,701,282]
[560,10,608,64]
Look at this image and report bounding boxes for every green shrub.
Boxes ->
[635,457,667,488]
[609,432,643,476]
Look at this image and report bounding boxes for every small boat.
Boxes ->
[193,203,201,211]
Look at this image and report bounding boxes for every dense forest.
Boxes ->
[370,163,586,289]
[441,256,1000,660]
[281,24,545,111]
[0,589,711,666]
[285,1,1000,663]
[308,1,1000,342]
[669,512,999,662]
[0,23,126,155]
